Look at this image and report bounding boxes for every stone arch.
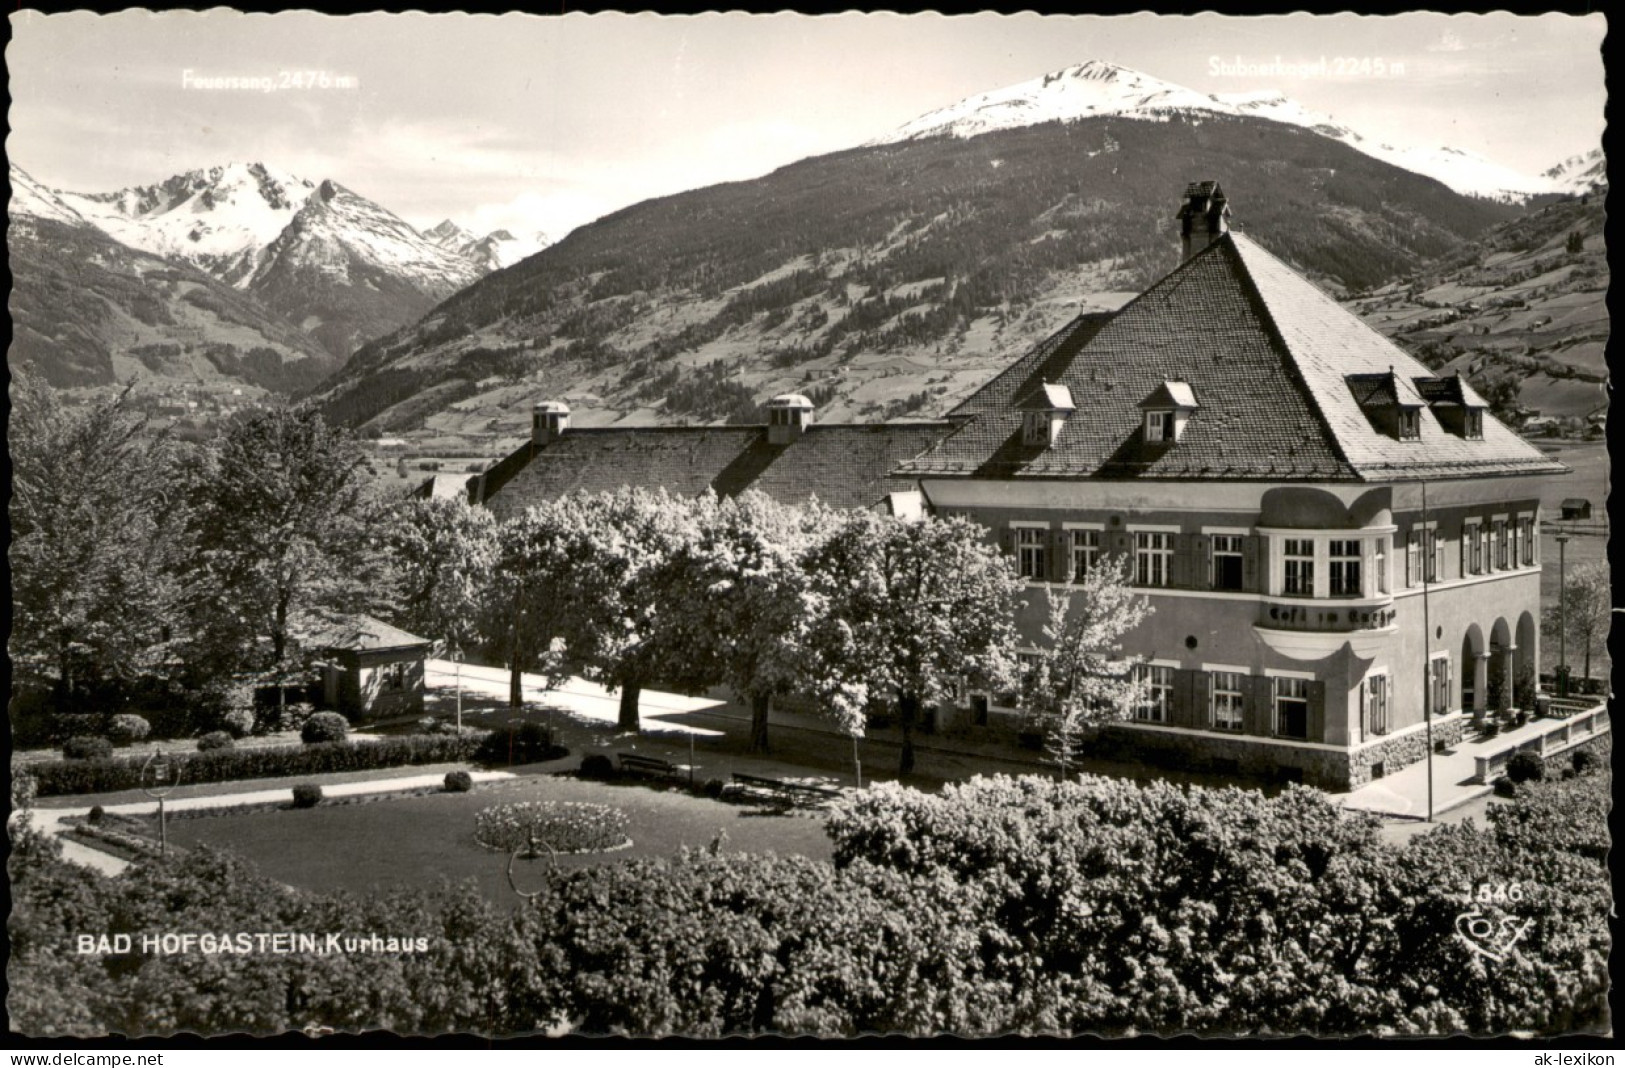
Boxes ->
[1515,611,1539,708]
[1487,617,1514,711]
[1461,623,1486,716]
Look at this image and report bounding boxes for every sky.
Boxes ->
[7,11,1608,242]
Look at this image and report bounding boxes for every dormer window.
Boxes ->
[1412,372,1487,440]
[1398,409,1421,440]
[1017,382,1075,448]
[1137,380,1198,444]
[1465,408,1484,439]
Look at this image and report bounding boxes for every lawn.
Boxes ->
[156,772,836,903]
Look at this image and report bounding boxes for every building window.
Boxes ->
[1015,528,1047,580]
[1210,535,1244,591]
[1429,656,1453,715]
[1466,522,1483,575]
[1519,517,1535,566]
[1135,532,1173,587]
[1136,664,1174,723]
[1145,411,1176,442]
[1283,538,1315,597]
[1070,529,1100,582]
[381,662,407,691]
[1406,530,1421,587]
[1366,673,1389,737]
[1375,538,1387,594]
[1466,409,1484,439]
[1274,676,1310,739]
[1329,539,1362,597]
[1493,520,1509,570]
[1398,409,1420,440]
[1425,529,1443,583]
[1211,671,1245,731]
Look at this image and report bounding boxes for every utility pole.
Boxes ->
[1556,528,1571,697]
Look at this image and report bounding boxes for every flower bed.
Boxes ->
[28,733,488,797]
[473,800,631,855]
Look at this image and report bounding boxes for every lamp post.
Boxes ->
[1555,528,1571,697]
[141,747,180,858]
[1420,479,1434,823]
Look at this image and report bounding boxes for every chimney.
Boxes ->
[765,393,814,445]
[532,401,570,446]
[1177,180,1230,260]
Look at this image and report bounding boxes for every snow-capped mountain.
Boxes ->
[241,180,484,360]
[870,60,1559,202]
[1543,148,1606,195]
[425,219,551,272]
[9,163,95,227]
[56,162,318,285]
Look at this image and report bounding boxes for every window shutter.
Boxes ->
[1108,530,1132,559]
[1246,675,1272,735]
[1171,534,1191,588]
[1169,668,1194,728]
[1192,670,1212,729]
[999,526,1014,556]
[1243,536,1263,593]
[1192,535,1211,590]
[1307,680,1326,742]
[1051,529,1072,583]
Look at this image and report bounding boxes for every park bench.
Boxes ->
[617,752,691,780]
[730,771,842,809]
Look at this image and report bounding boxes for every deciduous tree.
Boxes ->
[184,405,392,688]
[1020,555,1153,778]
[9,376,192,713]
[806,511,1021,774]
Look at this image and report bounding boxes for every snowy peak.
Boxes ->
[1544,148,1606,194]
[424,218,552,272]
[251,181,481,297]
[869,59,1559,202]
[56,161,318,283]
[9,163,94,227]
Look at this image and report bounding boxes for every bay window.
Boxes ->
[1283,538,1314,596]
[1329,539,1362,597]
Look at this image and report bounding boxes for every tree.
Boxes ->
[1020,555,1153,778]
[1547,562,1610,684]
[668,492,844,752]
[383,496,500,655]
[487,488,707,730]
[9,376,192,713]
[184,405,393,687]
[807,511,1022,774]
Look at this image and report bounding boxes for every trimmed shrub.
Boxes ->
[702,778,727,800]
[223,708,255,738]
[1480,721,1501,740]
[86,805,105,825]
[108,714,151,745]
[62,736,114,761]
[444,770,474,793]
[197,731,235,752]
[474,720,564,766]
[31,733,488,797]
[474,800,629,854]
[1506,751,1545,784]
[291,783,323,809]
[301,712,350,745]
[1493,777,1519,798]
[1571,748,1598,775]
[579,754,616,780]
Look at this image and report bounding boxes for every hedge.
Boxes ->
[30,733,488,797]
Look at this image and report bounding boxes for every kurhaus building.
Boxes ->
[478,182,1567,790]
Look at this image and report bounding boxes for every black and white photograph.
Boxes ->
[6,9,1611,1043]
